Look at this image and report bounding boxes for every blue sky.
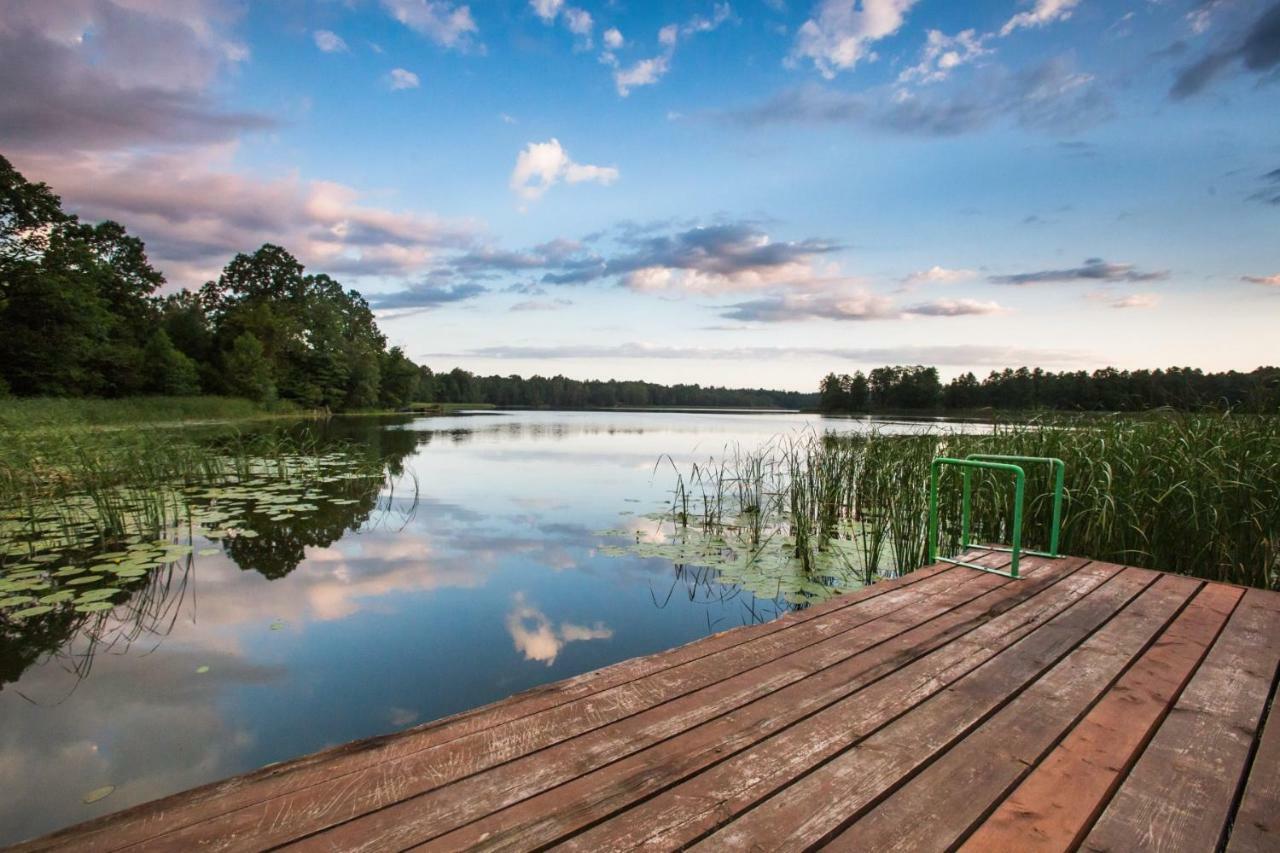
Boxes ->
[2,0,1278,389]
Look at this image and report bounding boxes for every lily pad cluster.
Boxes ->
[598,517,879,606]
[0,451,382,626]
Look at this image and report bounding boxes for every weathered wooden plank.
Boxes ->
[279,556,1032,852]
[15,559,965,853]
[1227,637,1280,853]
[412,558,1098,851]
[1082,587,1280,853]
[18,559,977,853]
[561,562,1157,852]
[692,570,1192,852]
[837,578,1235,852]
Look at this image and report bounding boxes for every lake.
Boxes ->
[0,409,983,843]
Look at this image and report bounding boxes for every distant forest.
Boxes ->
[819,365,1280,413]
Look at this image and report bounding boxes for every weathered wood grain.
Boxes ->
[1082,587,1280,853]
[1226,604,1280,853]
[552,558,1116,853]
[692,570,1191,852]
[837,578,1234,853]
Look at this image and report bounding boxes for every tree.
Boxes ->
[0,153,65,274]
[143,329,201,396]
[819,373,847,413]
[378,347,419,409]
[224,333,275,403]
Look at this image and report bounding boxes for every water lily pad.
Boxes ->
[66,575,105,585]
[77,588,121,602]
[197,548,220,557]
[40,591,76,604]
[0,595,36,608]
[75,601,116,613]
[82,785,115,804]
[195,665,210,674]
[269,620,286,631]
[11,605,54,619]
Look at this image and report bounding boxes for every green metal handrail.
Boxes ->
[928,458,1025,579]
[964,454,1065,559]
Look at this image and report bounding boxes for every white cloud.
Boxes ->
[901,265,979,286]
[313,30,348,53]
[603,27,624,49]
[1242,274,1280,286]
[904,298,1007,316]
[509,138,618,202]
[387,67,420,89]
[792,0,919,78]
[1000,0,1081,37]
[722,288,898,321]
[614,54,672,95]
[530,0,563,22]
[564,7,593,37]
[531,0,593,46]
[612,5,730,95]
[1106,293,1160,309]
[381,0,478,50]
[898,29,990,84]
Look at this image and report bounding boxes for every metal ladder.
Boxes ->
[927,454,1065,579]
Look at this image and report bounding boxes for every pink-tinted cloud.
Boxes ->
[12,148,479,287]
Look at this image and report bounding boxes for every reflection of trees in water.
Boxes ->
[651,562,791,634]
[0,557,191,695]
[223,474,389,581]
[0,424,422,691]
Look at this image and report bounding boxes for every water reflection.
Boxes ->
[506,592,613,665]
[0,410,982,844]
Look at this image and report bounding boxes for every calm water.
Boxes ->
[0,409,980,843]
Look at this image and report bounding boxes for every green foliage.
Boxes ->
[378,347,418,410]
[142,330,201,396]
[0,396,296,432]
[224,333,276,403]
[421,367,818,409]
[0,158,412,412]
[819,372,869,413]
[823,364,1280,413]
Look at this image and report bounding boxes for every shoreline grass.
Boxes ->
[0,396,309,434]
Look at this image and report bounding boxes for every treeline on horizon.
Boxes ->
[819,364,1280,413]
[6,154,1276,416]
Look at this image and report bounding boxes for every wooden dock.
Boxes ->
[16,551,1280,852]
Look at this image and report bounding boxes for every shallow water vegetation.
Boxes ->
[0,422,409,658]
[622,413,1280,595]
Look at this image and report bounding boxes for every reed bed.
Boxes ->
[662,413,1279,590]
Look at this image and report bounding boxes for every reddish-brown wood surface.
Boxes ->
[13,555,1279,853]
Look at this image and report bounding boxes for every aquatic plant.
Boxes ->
[624,413,1280,593]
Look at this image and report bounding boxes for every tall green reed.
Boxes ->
[659,413,1279,590]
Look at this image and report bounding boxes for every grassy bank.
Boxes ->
[658,413,1280,590]
[0,396,305,433]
